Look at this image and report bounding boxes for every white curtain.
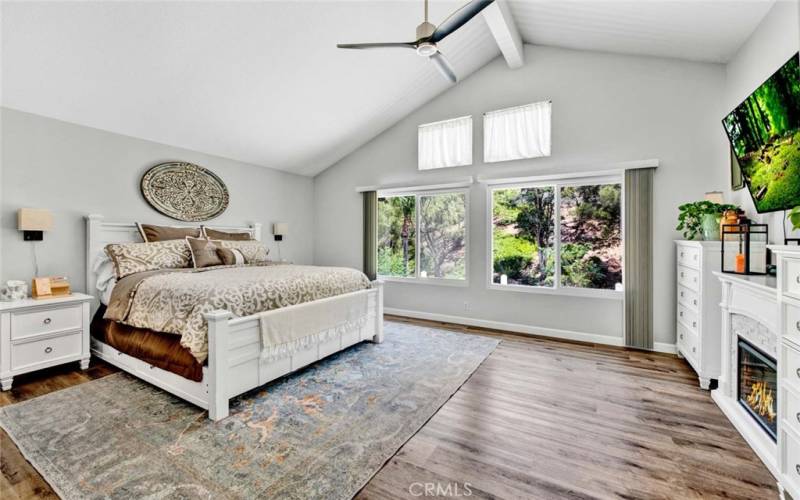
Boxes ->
[418,115,473,171]
[484,101,551,163]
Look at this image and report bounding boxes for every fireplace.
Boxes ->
[737,338,777,441]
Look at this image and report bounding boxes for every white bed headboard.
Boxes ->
[85,214,262,297]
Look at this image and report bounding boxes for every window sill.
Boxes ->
[486,283,624,300]
[379,277,469,288]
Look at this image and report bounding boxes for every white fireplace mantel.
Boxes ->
[712,271,779,480]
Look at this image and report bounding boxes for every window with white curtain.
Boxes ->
[418,115,473,171]
[484,101,552,163]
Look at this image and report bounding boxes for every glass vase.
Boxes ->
[701,213,721,240]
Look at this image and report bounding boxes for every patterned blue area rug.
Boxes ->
[0,322,498,499]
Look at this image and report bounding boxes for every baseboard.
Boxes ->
[384,307,625,348]
[653,342,677,354]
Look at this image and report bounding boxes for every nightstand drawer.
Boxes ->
[678,265,700,291]
[10,304,82,340]
[11,331,82,371]
[677,246,701,270]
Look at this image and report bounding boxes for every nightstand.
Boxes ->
[0,293,93,390]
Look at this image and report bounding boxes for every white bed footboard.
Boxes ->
[205,283,383,420]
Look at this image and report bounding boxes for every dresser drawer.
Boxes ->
[784,257,800,298]
[11,332,82,371]
[677,266,700,291]
[677,285,700,311]
[677,323,698,360]
[784,386,800,437]
[10,304,82,340]
[677,302,699,332]
[786,302,800,339]
[677,246,701,270]
[783,344,800,394]
[784,427,800,483]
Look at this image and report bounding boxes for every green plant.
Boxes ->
[790,206,800,231]
[676,201,738,240]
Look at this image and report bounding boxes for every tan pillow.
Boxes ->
[203,227,252,241]
[186,237,224,269]
[217,247,246,266]
[219,240,269,264]
[105,240,192,279]
[137,223,201,242]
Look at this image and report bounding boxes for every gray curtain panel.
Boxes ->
[624,168,655,349]
[363,191,378,281]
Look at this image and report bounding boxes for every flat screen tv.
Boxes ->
[722,53,800,213]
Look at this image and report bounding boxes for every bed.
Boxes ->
[85,215,383,421]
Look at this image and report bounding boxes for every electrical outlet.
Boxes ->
[463,301,469,311]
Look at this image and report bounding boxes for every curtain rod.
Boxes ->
[418,115,472,128]
[483,100,552,116]
[355,176,474,193]
[476,159,659,185]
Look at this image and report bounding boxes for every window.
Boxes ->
[418,116,473,171]
[490,177,622,295]
[484,101,551,163]
[378,190,467,282]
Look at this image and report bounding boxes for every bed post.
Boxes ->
[372,280,384,344]
[205,310,233,421]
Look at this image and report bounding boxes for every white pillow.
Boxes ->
[93,250,117,305]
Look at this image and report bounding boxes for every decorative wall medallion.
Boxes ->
[140,162,229,221]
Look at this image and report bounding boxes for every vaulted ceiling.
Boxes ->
[1,1,775,176]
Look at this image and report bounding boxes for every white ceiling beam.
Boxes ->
[482,0,524,69]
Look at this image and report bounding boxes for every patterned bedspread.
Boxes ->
[104,264,372,363]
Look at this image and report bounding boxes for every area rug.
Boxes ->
[0,322,498,499]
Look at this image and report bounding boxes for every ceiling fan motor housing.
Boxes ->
[416,21,436,41]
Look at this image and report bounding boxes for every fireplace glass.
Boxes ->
[737,338,777,441]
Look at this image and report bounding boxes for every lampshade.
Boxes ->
[704,191,725,204]
[18,208,53,231]
[273,222,288,236]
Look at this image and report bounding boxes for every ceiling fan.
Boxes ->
[337,0,495,83]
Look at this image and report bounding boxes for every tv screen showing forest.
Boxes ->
[722,53,800,213]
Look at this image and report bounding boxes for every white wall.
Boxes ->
[723,0,800,243]
[0,108,315,293]
[314,45,728,346]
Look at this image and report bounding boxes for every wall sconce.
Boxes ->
[18,208,53,241]
[272,222,288,241]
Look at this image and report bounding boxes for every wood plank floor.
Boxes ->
[1,317,778,499]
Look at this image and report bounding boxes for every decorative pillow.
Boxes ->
[105,240,192,279]
[186,237,224,269]
[137,223,201,242]
[217,247,246,266]
[203,227,252,241]
[219,240,269,264]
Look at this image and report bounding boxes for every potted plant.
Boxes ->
[677,201,739,240]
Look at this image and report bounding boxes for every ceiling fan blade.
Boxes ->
[429,0,494,43]
[336,42,416,50]
[430,52,457,83]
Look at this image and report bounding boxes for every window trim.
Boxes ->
[377,187,470,285]
[485,174,624,299]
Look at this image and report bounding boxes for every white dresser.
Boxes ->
[0,293,93,390]
[773,246,800,500]
[675,240,722,389]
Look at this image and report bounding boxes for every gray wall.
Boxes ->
[722,0,800,242]
[1,108,315,293]
[313,45,728,346]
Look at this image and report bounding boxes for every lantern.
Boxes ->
[721,222,769,275]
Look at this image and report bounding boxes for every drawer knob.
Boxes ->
[680,252,685,258]
[693,255,698,260]
[43,318,51,325]
[796,412,800,424]
[796,464,800,476]
[796,368,800,379]
[680,312,683,317]
[680,291,684,298]
[681,272,685,278]
[679,333,684,340]
[44,346,53,354]
[692,321,697,328]
[693,299,697,306]
[796,320,800,332]
[692,347,696,353]
[796,275,800,284]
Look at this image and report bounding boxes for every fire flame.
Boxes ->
[745,380,776,423]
